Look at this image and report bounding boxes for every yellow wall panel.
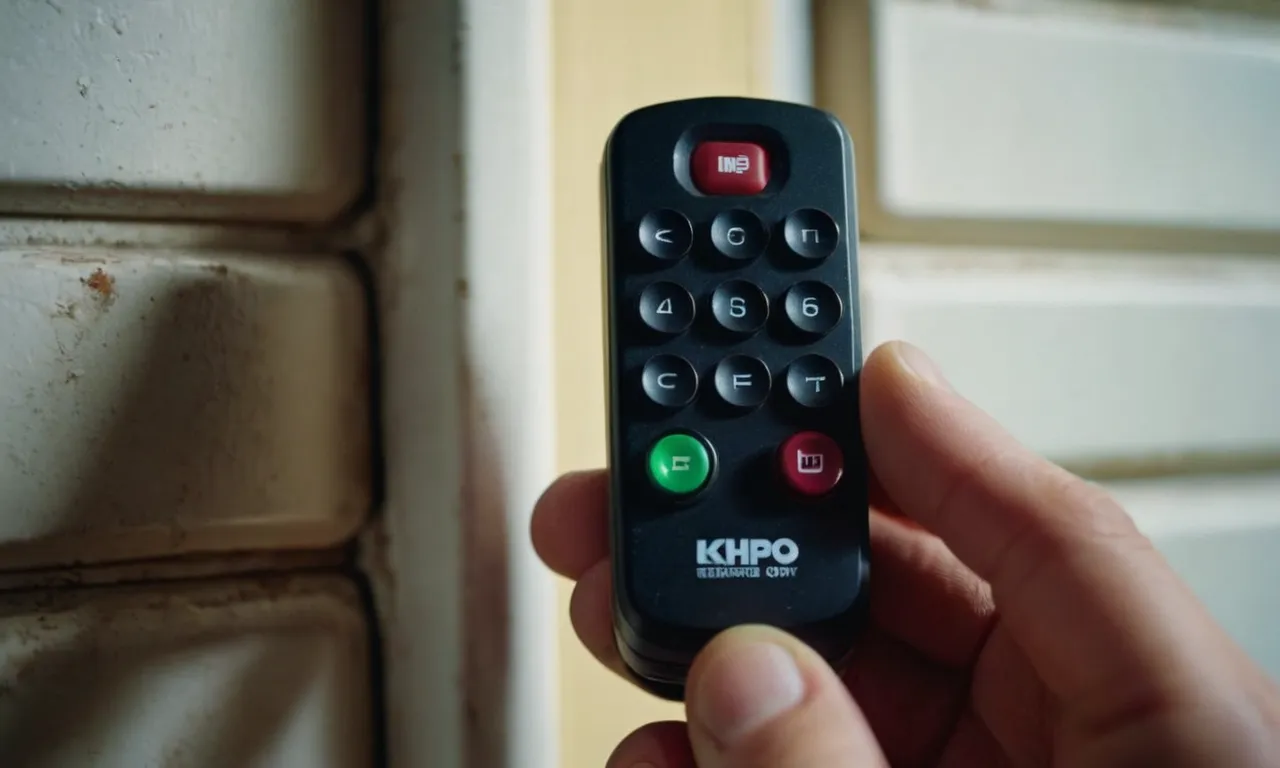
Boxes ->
[551,1,774,765]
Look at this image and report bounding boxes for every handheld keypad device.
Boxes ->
[601,97,870,700]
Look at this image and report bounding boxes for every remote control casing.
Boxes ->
[601,96,869,700]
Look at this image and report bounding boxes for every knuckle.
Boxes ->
[1048,469,1153,554]
[980,507,1071,601]
[936,445,1153,598]
[925,442,1021,532]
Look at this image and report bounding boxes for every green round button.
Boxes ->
[647,433,711,495]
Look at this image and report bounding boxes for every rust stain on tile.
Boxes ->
[81,268,116,304]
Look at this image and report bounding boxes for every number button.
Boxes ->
[638,209,693,261]
[783,281,842,337]
[642,354,698,408]
[711,280,768,335]
[710,209,767,262]
[785,355,844,408]
[783,208,839,262]
[714,355,771,410]
[639,281,695,335]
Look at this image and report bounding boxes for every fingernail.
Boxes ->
[894,341,951,389]
[693,638,806,746]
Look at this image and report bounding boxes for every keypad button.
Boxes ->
[638,209,693,260]
[778,431,844,496]
[711,209,768,261]
[642,354,698,408]
[783,208,839,262]
[714,355,771,410]
[647,432,713,495]
[711,280,769,335]
[690,141,770,196]
[786,355,844,408]
[639,281,695,334]
[783,281,843,337]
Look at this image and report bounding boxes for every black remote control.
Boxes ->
[601,96,870,700]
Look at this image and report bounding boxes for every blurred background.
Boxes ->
[553,1,1280,765]
[0,1,1276,766]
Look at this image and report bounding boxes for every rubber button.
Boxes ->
[690,141,769,196]
[783,281,842,337]
[638,209,693,260]
[639,281,695,335]
[642,354,698,408]
[786,355,844,408]
[779,431,844,496]
[711,279,769,335]
[714,355,771,409]
[783,208,839,262]
[710,209,768,261]
[648,432,712,495]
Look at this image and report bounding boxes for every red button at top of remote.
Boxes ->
[691,141,769,196]
[778,431,844,496]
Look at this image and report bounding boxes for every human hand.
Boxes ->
[531,341,1280,767]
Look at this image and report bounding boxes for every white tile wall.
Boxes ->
[0,576,373,767]
[809,0,1280,681]
[0,247,371,570]
[0,0,367,222]
[0,0,399,764]
[865,0,1280,233]
[861,245,1280,469]
[1110,471,1280,678]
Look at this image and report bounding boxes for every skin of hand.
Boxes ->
[531,341,1280,768]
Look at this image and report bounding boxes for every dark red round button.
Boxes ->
[778,431,843,496]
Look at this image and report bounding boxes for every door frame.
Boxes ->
[373,0,559,766]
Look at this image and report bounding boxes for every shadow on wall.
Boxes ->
[0,576,372,767]
[460,353,513,768]
[0,251,371,572]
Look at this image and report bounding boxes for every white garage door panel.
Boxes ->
[866,0,1280,232]
[863,245,1280,466]
[1109,472,1280,678]
[0,576,373,767]
[0,248,370,570]
[0,0,367,222]
[1156,529,1280,679]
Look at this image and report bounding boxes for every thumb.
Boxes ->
[684,625,887,768]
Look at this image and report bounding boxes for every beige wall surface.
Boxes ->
[551,1,774,765]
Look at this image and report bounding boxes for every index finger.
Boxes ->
[860,341,1241,707]
[530,469,609,579]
